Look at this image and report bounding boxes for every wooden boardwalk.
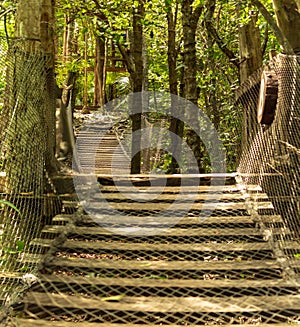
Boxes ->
[3,121,300,326]
[5,174,300,326]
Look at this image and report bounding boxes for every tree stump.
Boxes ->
[257,70,278,125]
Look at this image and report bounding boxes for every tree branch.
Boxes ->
[250,0,294,54]
[205,0,238,67]
[261,24,268,58]
[205,22,239,67]
[192,5,204,24]
[117,41,135,75]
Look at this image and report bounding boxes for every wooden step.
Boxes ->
[21,291,300,313]
[68,214,284,226]
[97,184,241,193]
[39,274,300,290]
[92,192,247,201]
[52,214,73,225]
[40,226,283,237]
[44,257,284,271]
[8,320,300,327]
[31,239,300,258]
[7,170,299,326]
[86,200,274,211]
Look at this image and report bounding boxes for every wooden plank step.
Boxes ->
[8,320,299,327]
[31,239,296,253]
[44,257,284,270]
[40,226,281,237]
[40,274,300,289]
[3,273,298,290]
[72,214,284,226]
[22,292,300,313]
[93,192,248,201]
[52,215,72,225]
[87,201,274,211]
[97,184,241,193]
[25,255,299,273]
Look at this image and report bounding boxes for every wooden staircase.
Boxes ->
[5,175,300,326]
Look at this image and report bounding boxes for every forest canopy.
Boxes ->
[1,0,299,173]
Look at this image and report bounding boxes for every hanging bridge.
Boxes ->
[0,42,299,326]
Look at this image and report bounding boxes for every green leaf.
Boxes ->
[101,294,126,302]
[20,265,29,272]
[192,0,204,8]
[164,0,172,9]
[3,240,25,254]
[0,200,21,215]
[16,240,25,252]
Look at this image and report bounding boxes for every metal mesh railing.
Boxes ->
[238,54,300,281]
[0,38,64,322]
[0,41,300,326]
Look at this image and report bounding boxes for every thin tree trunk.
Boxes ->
[181,1,203,173]
[57,17,78,159]
[141,36,151,173]
[167,1,184,173]
[94,35,107,107]
[131,1,144,174]
[205,0,220,130]
[41,0,59,175]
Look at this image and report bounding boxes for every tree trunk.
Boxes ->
[167,1,184,173]
[94,34,107,107]
[205,0,220,130]
[1,0,52,270]
[238,11,263,157]
[57,16,78,159]
[272,0,300,54]
[181,1,203,173]
[130,1,144,174]
[41,0,59,175]
[238,11,262,84]
[141,36,151,173]
[58,71,77,159]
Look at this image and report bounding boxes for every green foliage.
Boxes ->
[192,0,205,8]
[0,199,21,216]
[54,0,281,172]
[2,240,25,254]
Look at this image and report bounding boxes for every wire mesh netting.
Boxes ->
[237,54,300,269]
[0,38,68,323]
[0,35,299,327]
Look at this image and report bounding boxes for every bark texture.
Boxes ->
[130,1,144,174]
[181,1,203,172]
[238,12,262,84]
[272,0,300,54]
[167,2,184,173]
